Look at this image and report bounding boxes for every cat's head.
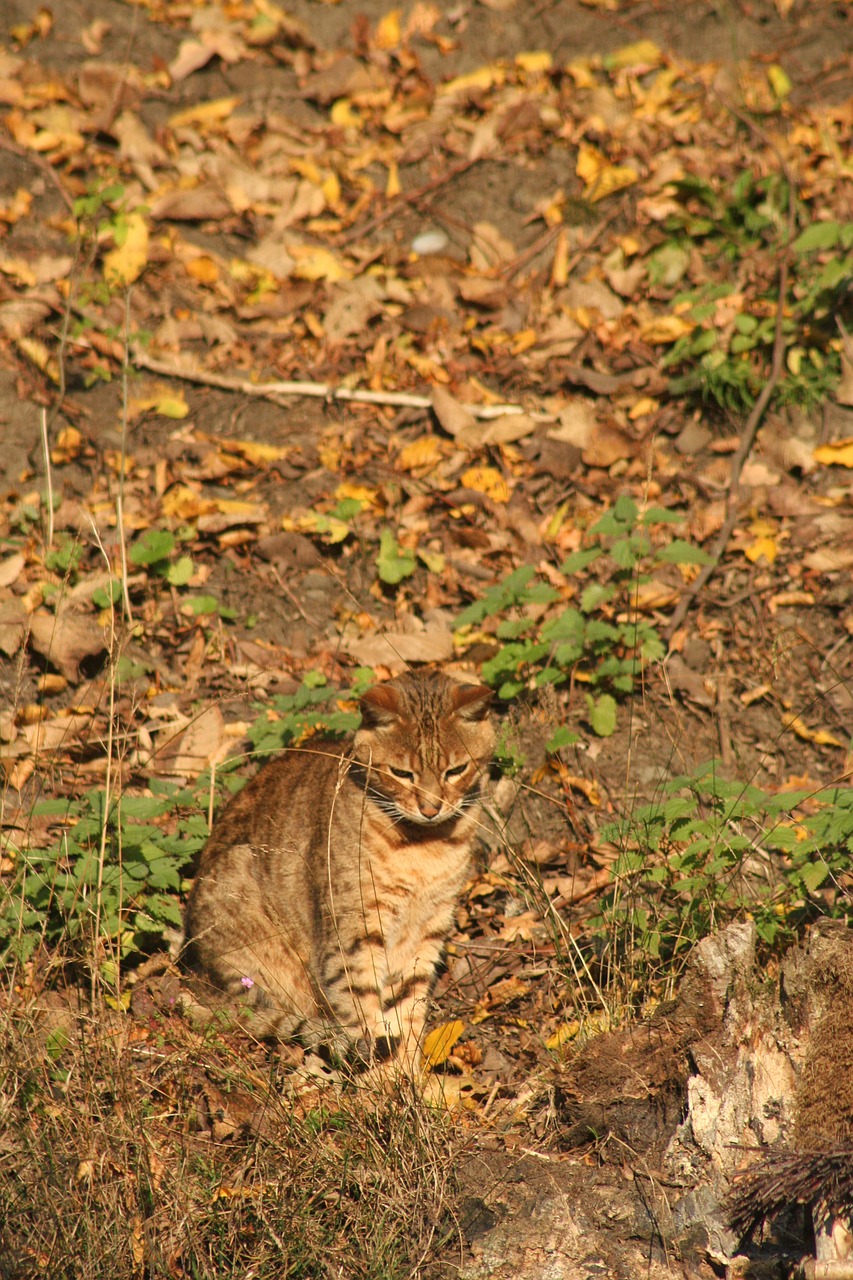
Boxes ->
[354,671,494,826]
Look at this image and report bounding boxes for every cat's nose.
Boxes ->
[418,797,442,819]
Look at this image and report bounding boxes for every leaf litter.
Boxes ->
[2,0,853,1264]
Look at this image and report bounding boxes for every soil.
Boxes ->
[3,0,853,1276]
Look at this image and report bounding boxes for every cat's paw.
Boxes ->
[352,1033,397,1066]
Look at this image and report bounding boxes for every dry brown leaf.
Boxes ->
[0,598,27,657]
[456,412,536,449]
[155,706,228,778]
[342,629,454,670]
[581,423,640,468]
[431,385,477,439]
[0,552,25,589]
[28,607,106,681]
[150,185,233,222]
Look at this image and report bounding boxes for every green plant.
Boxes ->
[659,173,853,412]
[1,779,210,966]
[591,764,853,993]
[455,495,709,731]
[247,669,373,756]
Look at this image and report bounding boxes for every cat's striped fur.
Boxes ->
[184,670,494,1069]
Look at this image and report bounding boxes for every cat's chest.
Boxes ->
[353,821,472,900]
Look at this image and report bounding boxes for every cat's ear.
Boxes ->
[359,683,402,728]
[451,683,493,722]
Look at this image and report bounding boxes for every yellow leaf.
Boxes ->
[335,481,379,507]
[639,314,695,344]
[385,160,400,199]
[628,397,659,419]
[322,170,341,205]
[375,8,402,49]
[767,64,792,100]
[605,39,663,69]
[546,1021,580,1050]
[186,255,219,284]
[330,98,362,128]
[127,387,189,420]
[286,511,351,544]
[460,466,510,503]
[576,143,638,203]
[290,244,350,282]
[169,97,240,128]
[15,336,60,383]
[421,1019,464,1068]
[814,438,853,468]
[630,579,679,610]
[213,498,266,518]
[0,256,36,286]
[515,51,552,74]
[550,228,569,287]
[786,714,844,749]
[745,536,777,565]
[161,486,215,519]
[219,438,289,464]
[397,435,446,472]
[438,64,505,97]
[103,211,149,286]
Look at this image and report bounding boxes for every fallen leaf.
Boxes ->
[155,706,229,778]
[546,1021,580,1050]
[459,466,510,503]
[342,628,454,670]
[576,143,638,202]
[28,607,106,681]
[456,412,537,449]
[639,314,695,344]
[0,553,26,589]
[396,435,448,472]
[814,438,853,467]
[431,386,477,439]
[745,536,777,564]
[421,1019,465,1068]
[169,98,241,129]
[785,714,844,749]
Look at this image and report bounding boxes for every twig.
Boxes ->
[118,293,134,625]
[337,155,482,247]
[39,407,54,549]
[665,116,797,644]
[130,346,546,420]
[0,131,75,213]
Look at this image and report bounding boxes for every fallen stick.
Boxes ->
[131,346,546,420]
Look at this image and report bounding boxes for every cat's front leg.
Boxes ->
[320,939,395,1063]
[382,939,446,1072]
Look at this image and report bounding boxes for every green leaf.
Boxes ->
[377,529,416,585]
[800,858,830,894]
[560,548,602,575]
[792,221,843,254]
[92,578,123,608]
[185,595,218,615]
[165,554,194,586]
[130,529,175,567]
[546,726,579,753]
[586,693,617,737]
[655,540,713,566]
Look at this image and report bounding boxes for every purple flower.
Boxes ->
[241,976,254,989]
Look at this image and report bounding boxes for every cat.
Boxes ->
[184,669,494,1071]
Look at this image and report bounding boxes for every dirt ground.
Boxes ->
[2,0,853,1276]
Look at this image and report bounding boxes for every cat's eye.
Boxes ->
[444,763,468,780]
[389,767,414,781]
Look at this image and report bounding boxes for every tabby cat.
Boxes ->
[184,670,494,1070]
